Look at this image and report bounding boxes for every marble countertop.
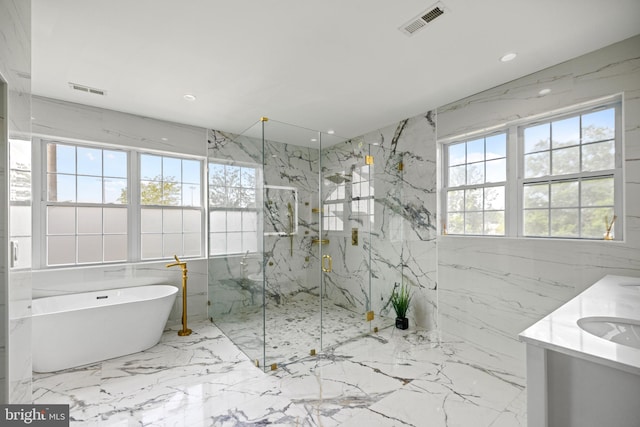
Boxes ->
[519,274,640,375]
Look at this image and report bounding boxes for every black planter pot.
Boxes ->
[395,317,409,330]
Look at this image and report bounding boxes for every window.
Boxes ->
[37,140,205,267]
[140,154,202,259]
[442,99,622,240]
[521,107,619,238]
[45,142,128,265]
[9,138,32,269]
[323,171,348,231]
[208,162,258,256]
[351,164,375,228]
[444,133,507,235]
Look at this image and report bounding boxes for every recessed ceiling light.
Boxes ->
[538,88,552,96]
[161,137,168,141]
[311,138,318,142]
[327,129,335,135]
[183,94,196,101]
[500,52,517,62]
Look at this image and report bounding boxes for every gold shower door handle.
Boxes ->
[322,254,332,272]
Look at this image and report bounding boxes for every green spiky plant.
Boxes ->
[391,282,412,319]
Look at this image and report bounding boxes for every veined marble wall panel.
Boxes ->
[33,96,205,156]
[437,34,640,381]
[1,0,32,403]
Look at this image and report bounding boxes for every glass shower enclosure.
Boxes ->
[207,118,395,370]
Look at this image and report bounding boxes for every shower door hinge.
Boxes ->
[365,155,374,165]
[366,311,374,321]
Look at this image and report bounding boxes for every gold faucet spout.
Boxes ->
[166,255,186,269]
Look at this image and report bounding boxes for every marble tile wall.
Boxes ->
[1,0,32,403]
[436,34,640,382]
[30,97,210,325]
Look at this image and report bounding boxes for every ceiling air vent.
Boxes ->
[399,2,448,36]
[69,82,106,96]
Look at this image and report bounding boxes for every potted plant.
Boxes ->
[391,282,412,330]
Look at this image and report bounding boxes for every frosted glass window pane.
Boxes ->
[465,188,483,211]
[78,235,103,263]
[48,174,76,202]
[582,108,614,143]
[243,211,257,231]
[551,181,579,208]
[524,152,550,178]
[104,150,127,178]
[523,184,549,209]
[485,134,506,160]
[77,176,103,203]
[484,186,505,210]
[50,144,75,174]
[141,234,163,259]
[141,208,162,233]
[77,207,102,234]
[48,207,76,234]
[448,143,466,166]
[104,235,127,262]
[227,232,242,254]
[227,212,242,232]
[484,211,504,235]
[524,210,548,236]
[485,159,506,183]
[104,208,127,234]
[582,141,615,172]
[551,146,580,175]
[466,139,484,163]
[335,216,344,231]
[182,184,201,207]
[141,155,162,180]
[467,163,484,185]
[47,236,76,265]
[77,147,102,176]
[242,232,257,253]
[104,178,127,204]
[10,139,31,170]
[163,209,182,233]
[10,206,31,236]
[10,170,31,201]
[465,212,483,234]
[182,160,200,184]
[447,190,464,212]
[449,165,465,187]
[163,234,183,257]
[550,208,579,237]
[210,233,227,256]
[183,210,201,233]
[337,185,345,200]
[210,211,226,233]
[581,177,614,207]
[524,124,550,153]
[183,233,201,257]
[552,117,579,148]
[447,213,463,234]
[582,207,615,239]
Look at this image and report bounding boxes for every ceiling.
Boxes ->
[32,0,640,145]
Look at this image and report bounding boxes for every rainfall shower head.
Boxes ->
[325,173,352,184]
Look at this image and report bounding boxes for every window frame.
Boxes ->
[441,96,623,241]
[33,137,206,269]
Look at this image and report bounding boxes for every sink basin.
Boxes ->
[577,317,640,350]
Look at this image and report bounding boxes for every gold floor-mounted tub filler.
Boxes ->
[166,255,192,336]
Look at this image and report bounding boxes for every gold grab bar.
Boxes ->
[312,238,330,245]
[166,255,192,336]
[322,255,332,272]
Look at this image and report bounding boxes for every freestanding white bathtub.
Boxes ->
[32,285,178,373]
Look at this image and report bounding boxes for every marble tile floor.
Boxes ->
[214,292,395,368]
[33,320,527,426]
